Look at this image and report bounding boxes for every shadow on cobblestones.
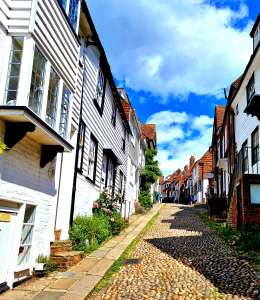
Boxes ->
[146,206,260,299]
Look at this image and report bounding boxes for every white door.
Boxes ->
[0,212,15,285]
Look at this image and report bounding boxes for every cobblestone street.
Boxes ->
[92,204,259,300]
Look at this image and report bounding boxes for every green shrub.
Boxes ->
[139,190,153,209]
[110,210,124,235]
[36,255,57,274]
[69,214,111,252]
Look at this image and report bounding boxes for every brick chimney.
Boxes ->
[190,156,195,168]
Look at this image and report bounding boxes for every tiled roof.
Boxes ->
[228,76,243,101]
[215,105,226,128]
[141,124,157,142]
[198,149,213,178]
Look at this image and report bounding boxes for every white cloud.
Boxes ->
[88,0,252,100]
[147,110,213,175]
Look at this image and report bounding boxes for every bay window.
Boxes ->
[59,86,71,138]
[5,36,24,105]
[18,205,36,266]
[87,134,98,182]
[46,68,60,128]
[29,47,47,116]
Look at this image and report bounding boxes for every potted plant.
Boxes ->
[34,255,48,277]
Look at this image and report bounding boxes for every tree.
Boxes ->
[139,149,162,209]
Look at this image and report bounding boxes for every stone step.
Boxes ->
[50,240,72,255]
[50,251,84,271]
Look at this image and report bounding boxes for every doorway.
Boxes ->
[0,211,16,291]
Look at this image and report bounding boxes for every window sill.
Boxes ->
[93,98,103,116]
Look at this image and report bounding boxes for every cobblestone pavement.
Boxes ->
[92,204,260,300]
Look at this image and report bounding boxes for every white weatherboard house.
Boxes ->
[118,89,146,216]
[0,0,154,291]
[56,3,132,237]
[0,0,79,291]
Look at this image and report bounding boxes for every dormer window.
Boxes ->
[246,74,255,103]
[93,65,106,115]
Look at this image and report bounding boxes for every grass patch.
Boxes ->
[87,211,160,299]
[198,211,260,272]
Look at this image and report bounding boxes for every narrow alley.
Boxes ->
[92,205,259,300]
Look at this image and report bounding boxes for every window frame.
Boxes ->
[246,74,255,104]
[59,85,71,138]
[77,121,86,173]
[111,102,117,127]
[87,133,98,183]
[93,65,106,115]
[251,126,259,166]
[29,46,47,116]
[242,140,249,173]
[5,36,24,105]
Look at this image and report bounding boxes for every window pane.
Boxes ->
[29,47,46,116]
[46,69,60,128]
[77,122,85,171]
[250,184,260,204]
[5,36,24,105]
[17,245,31,265]
[68,0,79,30]
[24,205,36,223]
[87,136,97,181]
[95,69,105,107]
[21,225,34,244]
[59,86,71,138]
[58,0,67,10]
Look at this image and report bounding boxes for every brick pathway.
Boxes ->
[91,204,260,300]
[0,204,161,300]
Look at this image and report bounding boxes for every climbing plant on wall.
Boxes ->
[139,149,162,209]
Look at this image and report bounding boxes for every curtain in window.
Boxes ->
[58,0,67,10]
[46,69,60,128]
[59,86,71,138]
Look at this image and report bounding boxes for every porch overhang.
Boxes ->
[0,106,73,152]
[103,148,122,166]
[244,94,260,120]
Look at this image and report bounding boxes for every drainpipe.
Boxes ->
[69,58,86,226]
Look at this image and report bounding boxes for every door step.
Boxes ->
[50,251,84,271]
[50,240,72,255]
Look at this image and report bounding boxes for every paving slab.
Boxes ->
[32,291,65,300]
[69,257,99,273]
[89,249,109,258]
[47,278,77,291]
[15,278,52,292]
[68,275,101,296]
[88,258,114,276]
[0,290,37,300]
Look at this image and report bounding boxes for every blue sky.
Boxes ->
[87,0,258,175]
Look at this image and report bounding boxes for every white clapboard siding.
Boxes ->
[33,0,80,92]
[0,0,9,29]
[0,24,7,80]
[72,45,129,206]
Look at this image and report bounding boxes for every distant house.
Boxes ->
[191,149,213,204]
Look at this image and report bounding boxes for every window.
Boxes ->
[236,104,239,115]
[246,74,255,103]
[57,0,67,11]
[111,104,116,127]
[18,205,36,265]
[118,170,125,195]
[251,127,259,165]
[59,86,71,138]
[77,121,85,172]
[122,127,126,152]
[107,159,116,195]
[5,36,24,105]
[242,140,249,173]
[94,66,106,113]
[87,134,98,182]
[46,68,60,128]
[29,47,46,115]
[68,0,79,30]
[250,184,260,204]
[101,154,108,190]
